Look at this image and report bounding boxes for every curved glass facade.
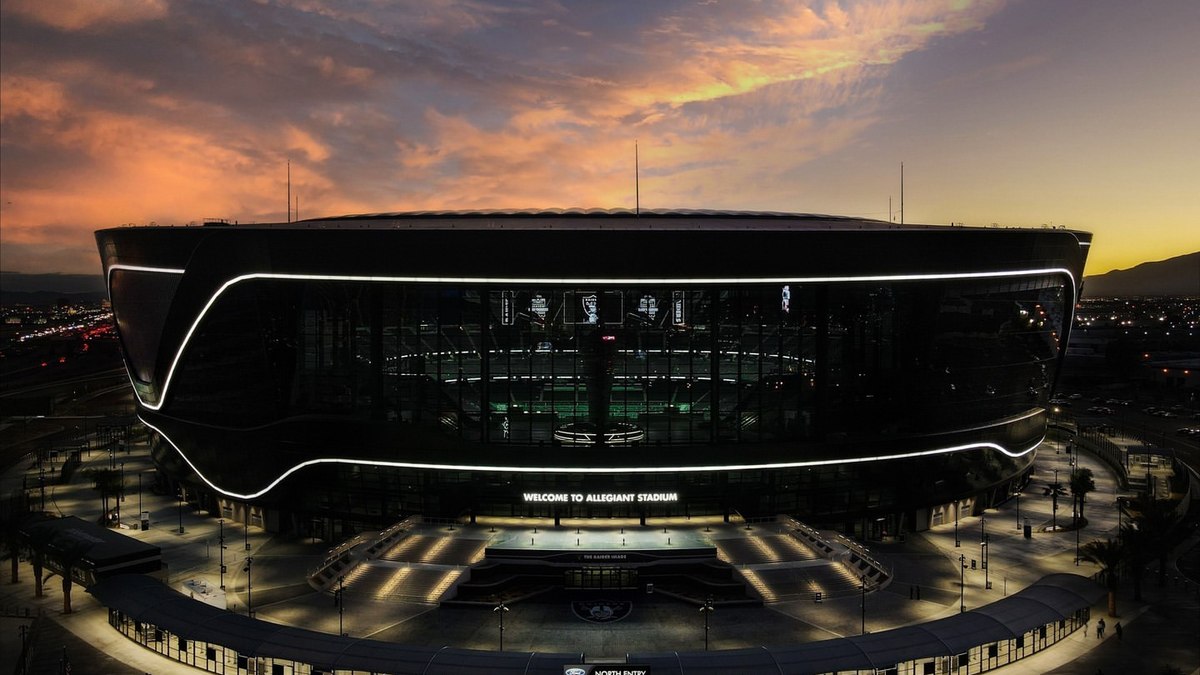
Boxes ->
[167,275,1066,449]
[97,212,1089,535]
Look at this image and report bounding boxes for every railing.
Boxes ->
[781,515,893,593]
[1074,427,1130,489]
[307,517,421,590]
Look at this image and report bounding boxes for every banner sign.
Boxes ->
[523,492,678,504]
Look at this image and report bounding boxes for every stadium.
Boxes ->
[96,210,1091,542]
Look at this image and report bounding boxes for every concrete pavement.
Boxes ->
[2,429,1198,674]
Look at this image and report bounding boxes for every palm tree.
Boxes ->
[1079,538,1123,617]
[84,468,123,526]
[53,538,92,615]
[1069,467,1095,523]
[1043,476,1068,530]
[1129,496,1177,587]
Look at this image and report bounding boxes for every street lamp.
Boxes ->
[860,575,867,635]
[959,553,966,613]
[336,575,346,636]
[219,520,227,590]
[1080,514,1089,562]
[1052,468,1059,531]
[700,595,715,650]
[177,487,185,534]
[493,601,509,650]
[116,462,124,526]
[244,557,254,618]
[983,534,991,590]
[954,500,961,547]
[1014,488,1021,530]
[980,515,986,570]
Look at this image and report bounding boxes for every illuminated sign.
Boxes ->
[781,285,790,313]
[501,291,515,325]
[638,294,659,319]
[582,294,599,324]
[523,492,679,503]
[530,294,549,321]
[566,658,652,667]
[672,290,685,325]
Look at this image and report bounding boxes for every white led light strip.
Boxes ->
[111,266,1076,411]
[139,415,1044,500]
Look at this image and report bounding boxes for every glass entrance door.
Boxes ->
[564,566,638,589]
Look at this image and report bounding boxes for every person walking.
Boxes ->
[1114,621,1122,641]
[1096,618,1106,638]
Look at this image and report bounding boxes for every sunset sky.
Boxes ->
[1,0,1197,277]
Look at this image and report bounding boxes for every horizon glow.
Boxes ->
[2,1,1197,276]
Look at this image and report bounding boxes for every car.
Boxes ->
[1178,427,1200,437]
[1067,393,1083,400]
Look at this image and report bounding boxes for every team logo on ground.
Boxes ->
[572,599,632,623]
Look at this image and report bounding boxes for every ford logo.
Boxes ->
[564,668,588,675]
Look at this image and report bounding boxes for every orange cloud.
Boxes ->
[0,75,68,122]
[5,0,167,31]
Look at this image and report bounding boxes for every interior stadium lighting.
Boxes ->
[108,265,1077,411]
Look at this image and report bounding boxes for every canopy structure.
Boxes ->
[91,573,1102,675]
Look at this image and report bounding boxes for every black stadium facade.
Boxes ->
[97,210,1091,541]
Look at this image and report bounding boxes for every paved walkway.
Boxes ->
[1,432,1198,674]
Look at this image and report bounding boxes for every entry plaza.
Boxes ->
[5,422,1194,674]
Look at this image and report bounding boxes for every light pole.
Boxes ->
[1080,514,1089,562]
[219,520,226,590]
[1014,488,1021,530]
[983,534,991,589]
[244,557,254,618]
[337,575,346,636]
[860,575,867,634]
[177,487,184,534]
[493,601,509,650]
[959,553,966,613]
[116,462,124,526]
[954,500,961,547]
[980,515,986,570]
[1052,468,1059,531]
[244,514,250,551]
[700,595,715,650]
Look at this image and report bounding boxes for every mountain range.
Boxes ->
[0,272,107,306]
[1082,251,1200,297]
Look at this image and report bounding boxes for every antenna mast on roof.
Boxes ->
[287,160,292,223]
[900,161,904,225]
[635,140,640,217]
